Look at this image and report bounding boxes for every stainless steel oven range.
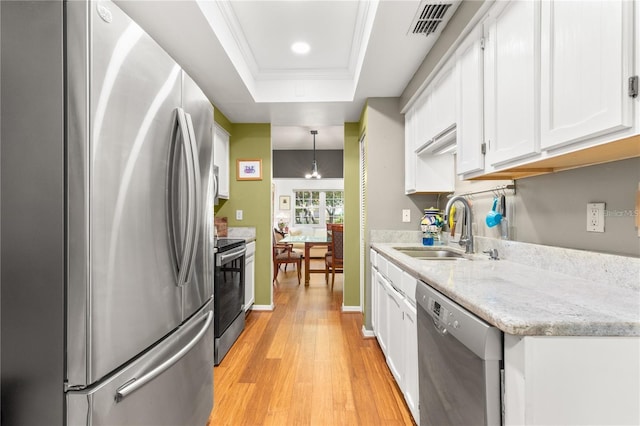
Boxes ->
[416,281,503,426]
[214,238,246,365]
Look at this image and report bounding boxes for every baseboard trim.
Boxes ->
[251,304,274,311]
[341,305,361,313]
[361,326,375,339]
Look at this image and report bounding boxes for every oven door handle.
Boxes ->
[219,246,246,264]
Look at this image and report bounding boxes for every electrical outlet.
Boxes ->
[586,202,605,232]
[402,209,411,222]
[236,210,243,221]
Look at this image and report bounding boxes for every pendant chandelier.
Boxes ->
[305,130,321,179]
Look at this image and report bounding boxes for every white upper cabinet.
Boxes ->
[483,0,540,167]
[407,0,637,181]
[213,124,230,199]
[455,25,485,175]
[427,64,456,143]
[415,64,457,154]
[540,0,635,150]
[404,63,456,194]
[404,107,417,194]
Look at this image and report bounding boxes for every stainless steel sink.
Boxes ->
[392,247,468,260]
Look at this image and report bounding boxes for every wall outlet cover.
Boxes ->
[402,209,411,222]
[586,202,605,233]
[236,210,243,220]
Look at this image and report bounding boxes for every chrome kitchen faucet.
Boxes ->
[444,195,474,254]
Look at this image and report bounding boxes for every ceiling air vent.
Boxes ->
[410,2,454,36]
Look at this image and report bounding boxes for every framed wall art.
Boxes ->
[236,159,262,181]
[279,195,290,211]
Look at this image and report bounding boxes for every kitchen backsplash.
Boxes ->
[511,158,639,257]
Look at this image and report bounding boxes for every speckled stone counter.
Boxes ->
[371,233,640,337]
[225,227,256,243]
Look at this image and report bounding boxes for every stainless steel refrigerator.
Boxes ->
[1,1,217,424]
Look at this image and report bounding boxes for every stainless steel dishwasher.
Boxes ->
[416,280,503,426]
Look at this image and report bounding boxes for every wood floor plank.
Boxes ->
[208,267,416,425]
[309,360,335,425]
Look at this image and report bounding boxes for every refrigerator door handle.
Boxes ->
[170,108,196,287]
[114,310,213,402]
[184,112,202,284]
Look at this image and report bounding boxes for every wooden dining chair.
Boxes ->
[273,236,302,286]
[324,224,343,290]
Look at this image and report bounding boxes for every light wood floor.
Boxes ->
[207,259,416,425]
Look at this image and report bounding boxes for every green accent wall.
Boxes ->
[214,108,232,134]
[214,123,273,307]
[343,123,361,308]
[212,103,362,310]
[359,100,368,139]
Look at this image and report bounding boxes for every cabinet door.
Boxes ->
[244,242,255,311]
[403,299,420,424]
[414,92,430,151]
[404,108,417,194]
[484,0,540,167]
[456,26,485,175]
[540,0,634,150]
[430,65,456,140]
[375,271,389,356]
[370,259,377,333]
[213,125,230,199]
[386,281,404,386]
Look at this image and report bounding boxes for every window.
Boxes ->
[294,191,320,224]
[294,190,343,225]
[325,191,344,224]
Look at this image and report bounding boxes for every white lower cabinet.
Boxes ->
[374,270,389,356]
[385,279,404,384]
[401,274,419,423]
[370,249,379,335]
[243,241,255,311]
[371,253,420,425]
[504,335,640,425]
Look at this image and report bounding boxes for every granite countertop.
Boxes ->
[222,227,256,243]
[371,241,640,337]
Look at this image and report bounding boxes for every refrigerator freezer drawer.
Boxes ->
[66,301,214,425]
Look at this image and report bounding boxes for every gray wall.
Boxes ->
[513,158,640,257]
[452,157,640,258]
[365,98,438,232]
[273,149,343,178]
[364,98,439,330]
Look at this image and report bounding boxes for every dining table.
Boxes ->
[280,234,330,286]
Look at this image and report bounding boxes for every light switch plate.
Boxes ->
[402,209,411,222]
[586,202,605,232]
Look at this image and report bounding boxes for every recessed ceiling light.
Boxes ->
[291,41,310,55]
